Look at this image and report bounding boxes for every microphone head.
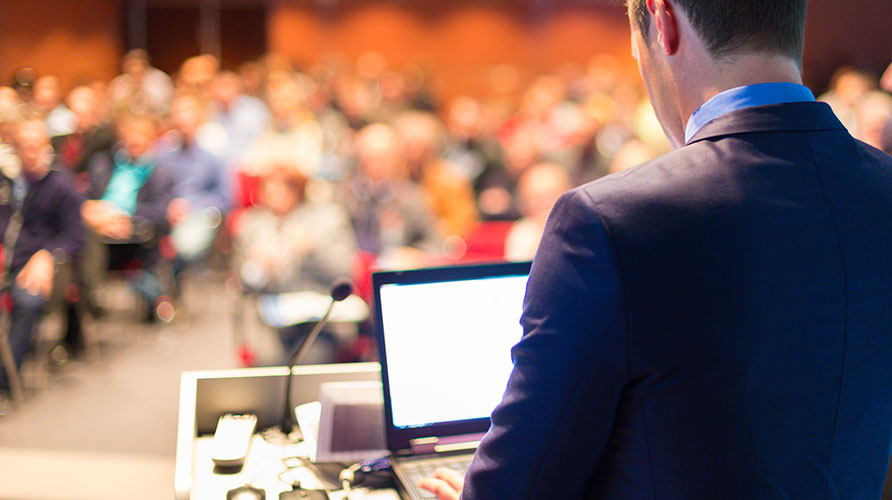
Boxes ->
[329,277,354,302]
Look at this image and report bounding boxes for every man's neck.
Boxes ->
[24,164,50,183]
[677,54,803,134]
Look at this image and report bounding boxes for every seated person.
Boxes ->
[80,113,174,320]
[159,94,231,291]
[504,162,571,261]
[32,75,75,138]
[51,85,116,190]
[0,112,84,392]
[234,163,357,363]
[341,123,440,270]
[394,110,478,240]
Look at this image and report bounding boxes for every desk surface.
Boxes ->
[191,434,401,500]
[177,364,399,499]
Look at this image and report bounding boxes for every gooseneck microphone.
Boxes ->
[279,277,354,438]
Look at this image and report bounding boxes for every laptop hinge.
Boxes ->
[410,433,485,455]
[409,437,438,455]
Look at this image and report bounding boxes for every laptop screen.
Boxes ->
[373,261,532,452]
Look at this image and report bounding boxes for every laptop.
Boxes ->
[372,261,532,500]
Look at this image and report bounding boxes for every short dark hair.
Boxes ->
[629,0,808,65]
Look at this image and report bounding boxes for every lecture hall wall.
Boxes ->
[0,0,890,100]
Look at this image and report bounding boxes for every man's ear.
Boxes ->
[646,0,680,56]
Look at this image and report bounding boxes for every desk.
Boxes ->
[175,363,399,500]
[191,435,399,499]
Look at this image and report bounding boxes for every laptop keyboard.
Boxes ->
[397,455,474,499]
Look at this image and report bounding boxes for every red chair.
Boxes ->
[457,220,514,262]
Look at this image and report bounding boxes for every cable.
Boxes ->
[279,456,333,499]
[339,456,392,499]
[339,463,362,499]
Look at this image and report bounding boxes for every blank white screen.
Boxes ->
[379,274,528,429]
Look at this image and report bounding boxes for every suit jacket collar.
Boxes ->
[686,101,846,145]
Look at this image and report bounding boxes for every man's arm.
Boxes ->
[461,188,628,500]
[42,176,86,263]
[18,175,86,298]
[132,162,175,237]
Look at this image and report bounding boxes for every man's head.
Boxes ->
[67,85,100,132]
[33,75,63,113]
[355,123,404,183]
[517,162,571,225]
[14,111,52,180]
[394,111,444,169]
[170,94,205,142]
[628,0,807,65]
[211,71,243,110]
[259,164,307,216]
[122,49,151,80]
[626,0,807,148]
[116,114,157,160]
[855,91,892,152]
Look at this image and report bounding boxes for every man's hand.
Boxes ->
[417,468,464,500]
[103,214,134,240]
[167,197,191,226]
[16,249,54,298]
[82,200,133,240]
[81,200,109,230]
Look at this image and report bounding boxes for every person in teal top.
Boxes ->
[81,113,175,321]
[100,148,155,216]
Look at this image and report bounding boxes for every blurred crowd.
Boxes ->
[1,48,891,389]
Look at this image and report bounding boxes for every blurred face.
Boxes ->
[0,87,20,109]
[67,86,99,131]
[118,118,156,159]
[266,77,302,123]
[448,97,482,138]
[123,56,148,80]
[398,116,439,166]
[857,103,892,151]
[170,96,203,140]
[14,119,52,179]
[836,72,873,108]
[212,73,241,109]
[259,170,303,216]
[356,125,403,183]
[518,165,570,223]
[34,76,62,112]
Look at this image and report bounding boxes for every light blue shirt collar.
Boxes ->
[684,82,815,144]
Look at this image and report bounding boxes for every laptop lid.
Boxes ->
[372,261,532,455]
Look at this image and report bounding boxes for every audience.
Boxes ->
[81,113,175,320]
[204,71,271,170]
[52,85,116,187]
[234,163,356,361]
[342,123,440,269]
[107,49,175,117]
[504,163,571,261]
[0,101,21,180]
[0,113,84,391]
[244,75,322,178]
[159,94,231,291]
[0,47,889,383]
[394,110,478,240]
[818,66,877,136]
[32,75,75,138]
[854,90,892,154]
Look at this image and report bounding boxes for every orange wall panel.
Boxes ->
[267,1,637,101]
[0,0,122,89]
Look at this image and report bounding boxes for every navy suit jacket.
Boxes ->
[463,102,892,499]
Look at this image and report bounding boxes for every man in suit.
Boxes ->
[420,1,892,499]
